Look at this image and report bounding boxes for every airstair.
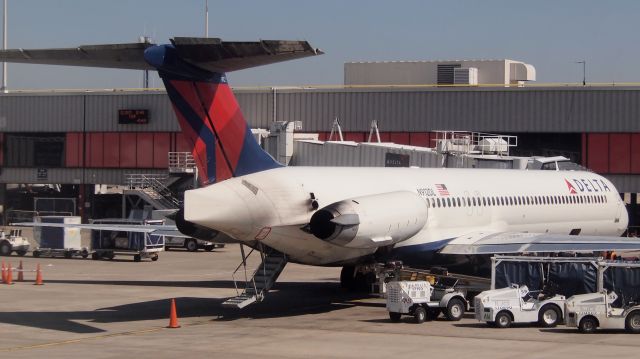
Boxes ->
[222,244,288,309]
[124,174,182,210]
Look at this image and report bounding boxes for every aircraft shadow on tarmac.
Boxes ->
[0,282,372,334]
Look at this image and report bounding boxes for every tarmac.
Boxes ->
[1,244,640,359]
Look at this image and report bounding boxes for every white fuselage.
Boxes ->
[184,167,627,266]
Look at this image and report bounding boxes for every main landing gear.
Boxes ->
[340,265,376,292]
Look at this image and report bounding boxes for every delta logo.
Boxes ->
[564,178,611,194]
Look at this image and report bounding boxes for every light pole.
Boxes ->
[576,60,586,86]
[2,0,7,93]
[205,0,208,38]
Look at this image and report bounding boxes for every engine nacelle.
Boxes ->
[309,191,428,249]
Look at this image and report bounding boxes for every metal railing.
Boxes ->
[124,173,182,208]
[168,152,196,173]
[433,131,518,156]
[4,210,73,225]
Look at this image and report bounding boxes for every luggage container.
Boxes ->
[90,219,164,262]
[32,216,89,258]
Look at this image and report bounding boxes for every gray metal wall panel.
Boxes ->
[84,92,179,132]
[604,175,640,194]
[0,93,84,132]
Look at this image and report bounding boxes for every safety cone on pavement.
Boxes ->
[167,298,181,328]
[1,261,6,284]
[17,260,24,282]
[34,263,44,286]
[5,263,13,285]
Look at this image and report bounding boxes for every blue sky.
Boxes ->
[2,0,639,89]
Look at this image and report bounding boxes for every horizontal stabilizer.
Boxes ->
[439,231,640,255]
[0,38,322,73]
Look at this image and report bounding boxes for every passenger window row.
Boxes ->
[427,194,608,209]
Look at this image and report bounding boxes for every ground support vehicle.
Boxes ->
[474,284,566,328]
[164,236,225,252]
[386,280,469,323]
[565,260,640,333]
[91,219,164,262]
[0,229,30,256]
[32,216,89,258]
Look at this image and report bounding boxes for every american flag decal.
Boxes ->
[435,184,450,196]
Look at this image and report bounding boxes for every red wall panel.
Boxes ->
[153,133,171,168]
[175,132,193,152]
[119,133,137,168]
[608,134,631,174]
[136,133,154,168]
[587,133,609,173]
[631,134,640,174]
[343,132,365,142]
[103,133,120,168]
[389,132,410,145]
[66,133,80,167]
[409,132,430,147]
[87,133,104,168]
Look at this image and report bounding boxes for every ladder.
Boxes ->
[222,244,288,309]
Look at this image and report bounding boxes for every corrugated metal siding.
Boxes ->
[4,86,640,133]
[0,93,84,131]
[605,175,640,193]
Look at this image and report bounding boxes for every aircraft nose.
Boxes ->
[184,182,253,239]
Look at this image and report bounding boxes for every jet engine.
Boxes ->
[308,191,428,249]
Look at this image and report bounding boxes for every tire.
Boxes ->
[495,311,512,328]
[0,242,11,256]
[340,266,356,290]
[185,239,198,252]
[133,254,141,262]
[81,250,89,259]
[579,316,598,334]
[151,254,159,262]
[16,250,27,256]
[426,307,441,320]
[538,305,562,327]
[32,250,41,258]
[414,307,427,324]
[389,312,402,322]
[444,298,465,321]
[91,252,100,260]
[625,311,640,333]
[204,245,215,252]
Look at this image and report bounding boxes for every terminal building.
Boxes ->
[0,61,639,227]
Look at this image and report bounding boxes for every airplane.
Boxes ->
[3,37,640,301]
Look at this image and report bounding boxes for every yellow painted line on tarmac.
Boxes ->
[0,326,164,352]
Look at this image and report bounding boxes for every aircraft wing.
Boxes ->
[12,222,189,238]
[0,38,322,72]
[439,231,640,255]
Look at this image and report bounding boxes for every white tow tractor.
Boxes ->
[386,280,468,323]
[566,290,640,333]
[474,284,566,328]
[0,229,30,256]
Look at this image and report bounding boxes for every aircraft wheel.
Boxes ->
[579,316,598,334]
[445,298,465,321]
[625,311,640,333]
[389,312,402,322]
[414,307,426,324]
[495,311,512,328]
[538,304,561,327]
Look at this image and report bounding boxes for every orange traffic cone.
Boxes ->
[5,263,13,285]
[17,260,24,282]
[167,298,181,328]
[1,261,5,284]
[34,263,44,286]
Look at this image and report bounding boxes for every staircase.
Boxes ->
[223,245,288,309]
[124,174,183,210]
